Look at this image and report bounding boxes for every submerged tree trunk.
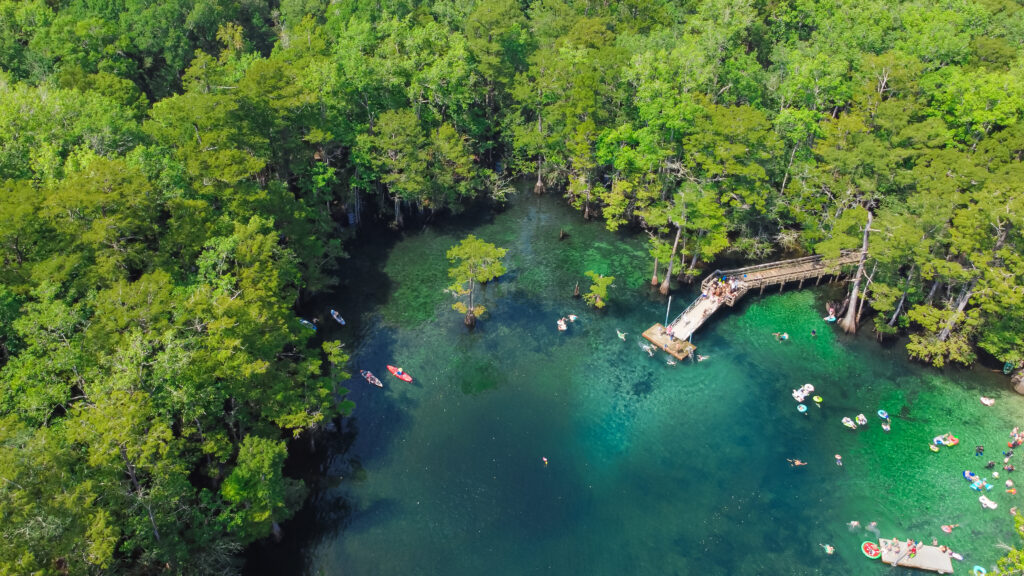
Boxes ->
[583,182,592,220]
[856,262,877,324]
[650,257,659,286]
[534,112,545,196]
[683,249,700,282]
[660,226,682,295]
[465,279,477,328]
[838,211,872,334]
[393,196,403,227]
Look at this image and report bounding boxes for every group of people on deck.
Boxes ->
[702,275,744,305]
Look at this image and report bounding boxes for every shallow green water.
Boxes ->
[248,192,1023,576]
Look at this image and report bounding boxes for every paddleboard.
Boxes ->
[330,309,346,325]
[360,370,383,388]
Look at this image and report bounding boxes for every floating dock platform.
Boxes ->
[641,323,696,361]
[878,538,955,574]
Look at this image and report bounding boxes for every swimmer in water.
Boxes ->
[697,354,709,362]
[819,543,834,555]
[542,457,548,466]
[835,454,843,467]
[867,521,879,536]
[787,459,808,467]
[847,520,860,531]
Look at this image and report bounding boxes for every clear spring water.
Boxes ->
[246,191,1022,576]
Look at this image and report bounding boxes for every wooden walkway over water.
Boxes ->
[878,538,955,573]
[643,251,864,360]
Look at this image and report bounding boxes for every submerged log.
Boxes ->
[464,311,477,329]
[559,228,568,240]
[573,282,581,298]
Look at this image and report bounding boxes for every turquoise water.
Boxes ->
[247,192,1023,575]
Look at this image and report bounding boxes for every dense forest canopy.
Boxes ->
[1,0,1023,573]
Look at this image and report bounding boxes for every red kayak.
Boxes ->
[387,365,412,382]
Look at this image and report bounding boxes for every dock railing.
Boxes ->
[667,294,705,332]
[700,250,863,292]
[667,250,864,333]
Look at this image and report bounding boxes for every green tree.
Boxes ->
[446,234,508,327]
[219,435,304,543]
[583,271,615,309]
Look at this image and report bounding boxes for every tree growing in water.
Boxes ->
[447,235,508,328]
[583,271,615,309]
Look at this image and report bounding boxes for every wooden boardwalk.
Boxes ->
[878,538,955,573]
[643,251,864,352]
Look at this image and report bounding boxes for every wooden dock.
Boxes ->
[878,538,955,574]
[648,251,864,346]
[641,323,696,361]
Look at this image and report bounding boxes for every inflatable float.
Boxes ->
[941,524,958,533]
[974,566,987,575]
[979,495,998,509]
[842,417,857,430]
[812,395,823,404]
[877,410,889,419]
[797,404,807,413]
[299,318,317,331]
[980,397,995,406]
[862,541,881,559]
[934,434,959,446]
[387,365,413,382]
[930,444,940,452]
[965,470,994,491]
[856,413,868,426]
[882,421,891,432]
